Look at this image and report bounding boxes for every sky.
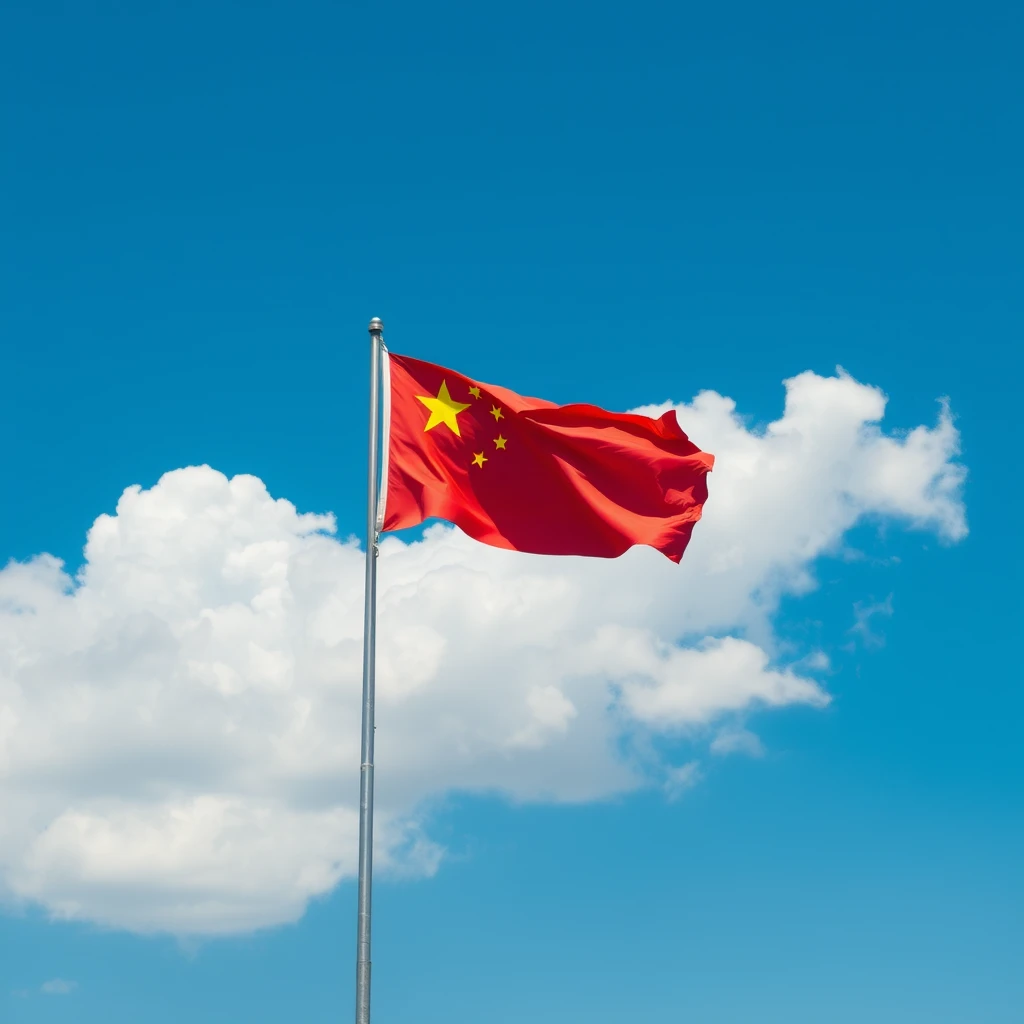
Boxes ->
[0,0,1021,1021]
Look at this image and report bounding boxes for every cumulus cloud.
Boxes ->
[0,369,965,935]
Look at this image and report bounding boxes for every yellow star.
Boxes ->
[468,385,482,399]
[416,380,471,435]
[494,435,507,450]
[490,405,504,421]
[472,451,487,468]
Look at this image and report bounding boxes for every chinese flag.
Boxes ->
[381,353,714,563]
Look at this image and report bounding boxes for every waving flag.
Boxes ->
[380,352,714,563]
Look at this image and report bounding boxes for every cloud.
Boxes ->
[619,635,829,726]
[847,594,895,650]
[663,762,702,801]
[40,979,77,995]
[0,369,965,935]
[710,727,766,758]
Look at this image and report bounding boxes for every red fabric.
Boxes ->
[382,353,714,563]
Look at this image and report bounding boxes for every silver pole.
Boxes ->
[355,316,383,1024]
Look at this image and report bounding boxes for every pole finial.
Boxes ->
[368,317,384,333]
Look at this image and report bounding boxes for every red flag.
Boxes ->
[380,353,714,563]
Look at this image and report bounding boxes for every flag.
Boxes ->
[380,352,714,563]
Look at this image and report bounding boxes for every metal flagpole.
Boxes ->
[355,316,383,1024]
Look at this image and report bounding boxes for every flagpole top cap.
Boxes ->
[368,317,384,333]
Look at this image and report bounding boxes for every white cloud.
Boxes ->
[710,727,766,758]
[618,634,829,726]
[40,979,77,995]
[847,594,895,650]
[663,762,702,801]
[0,369,965,935]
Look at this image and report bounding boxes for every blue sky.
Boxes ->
[1,1,1021,1022]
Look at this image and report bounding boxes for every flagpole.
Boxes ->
[355,316,383,1024]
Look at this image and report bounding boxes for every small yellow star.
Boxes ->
[472,451,487,468]
[494,435,507,450]
[468,385,482,399]
[490,405,504,421]
[416,380,471,436]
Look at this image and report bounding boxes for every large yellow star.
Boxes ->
[416,380,471,436]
